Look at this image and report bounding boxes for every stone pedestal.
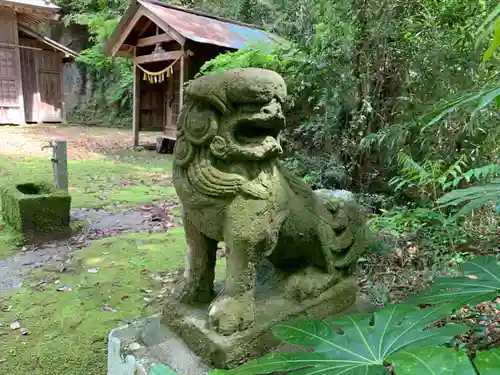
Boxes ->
[107,314,211,375]
[162,277,358,369]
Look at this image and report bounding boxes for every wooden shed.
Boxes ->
[0,0,78,125]
[102,0,280,149]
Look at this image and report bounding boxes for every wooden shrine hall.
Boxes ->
[0,0,78,124]
[102,0,280,151]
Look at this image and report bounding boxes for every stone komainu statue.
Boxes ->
[172,68,365,336]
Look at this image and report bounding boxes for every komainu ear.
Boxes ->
[182,102,219,146]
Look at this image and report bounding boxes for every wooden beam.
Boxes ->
[111,9,145,57]
[137,33,174,47]
[140,8,185,45]
[132,47,140,147]
[116,50,133,57]
[179,45,185,110]
[0,42,42,51]
[137,19,152,37]
[134,50,183,64]
[60,55,66,123]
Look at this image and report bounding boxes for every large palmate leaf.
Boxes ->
[389,346,475,375]
[412,255,500,307]
[475,348,500,375]
[222,303,467,375]
[437,180,500,216]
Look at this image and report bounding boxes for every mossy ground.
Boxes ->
[0,126,207,374]
[0,229,190,375]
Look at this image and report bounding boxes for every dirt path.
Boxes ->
[0,202,178,296]
[0,124,160,160]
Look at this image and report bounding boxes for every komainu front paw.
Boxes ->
[173,280,215,304]
[208,291,255,335]
[284,267,340,302]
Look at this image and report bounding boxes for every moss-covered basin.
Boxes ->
[0,181,71,234]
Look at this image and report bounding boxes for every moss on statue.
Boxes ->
[167,68,367,357]
[0,181,71,234]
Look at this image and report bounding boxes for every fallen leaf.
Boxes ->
[102,305,117,313]
[57,286,72,292]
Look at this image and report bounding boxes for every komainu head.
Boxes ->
[174,68,287,167]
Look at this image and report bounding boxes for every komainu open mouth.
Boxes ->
[234,118,282,145]
[233,99,285,146]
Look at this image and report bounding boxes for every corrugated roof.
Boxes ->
[138,0,278,49]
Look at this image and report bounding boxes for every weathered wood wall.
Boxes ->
[18,37,63,123]
[0,7,23,124]
[37,49,62,122]
[19,41,37,122]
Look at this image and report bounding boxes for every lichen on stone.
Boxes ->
[171,68,367,337]
[0,181,71,234]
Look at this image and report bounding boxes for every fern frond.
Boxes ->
[396,152,430,181]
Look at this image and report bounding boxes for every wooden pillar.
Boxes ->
[60,59,67,124]
[12,16,25,123]
[179,46,184,110]
[132,47,140,147]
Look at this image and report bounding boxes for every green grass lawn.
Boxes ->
[0,152,176,258]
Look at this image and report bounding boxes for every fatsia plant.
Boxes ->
[411,254,500,307]
[388,346,475,375]
[475,347,500,375]
[212,303,467,375]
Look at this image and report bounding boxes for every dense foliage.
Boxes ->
[59,0,499,187]
[198,0,500,193]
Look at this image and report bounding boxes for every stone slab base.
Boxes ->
[156,136,175,154]
[162,277,359,369]
[107,314,211,375]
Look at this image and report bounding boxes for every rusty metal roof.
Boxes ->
[138,0,279,50]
